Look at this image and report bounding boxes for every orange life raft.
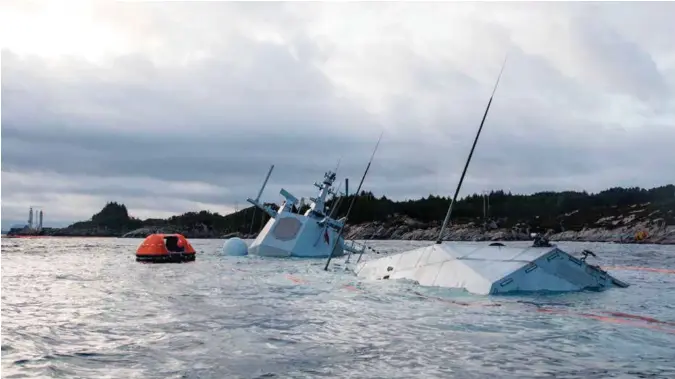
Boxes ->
[136,233,196,263]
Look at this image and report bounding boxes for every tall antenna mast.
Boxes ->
[249,164,275,234]
[334,157,342,176]
[436,56,508,244]
[324,131,384,271]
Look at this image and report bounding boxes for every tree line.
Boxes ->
[65,184,675,235]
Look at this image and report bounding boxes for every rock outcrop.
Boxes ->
[343,214,675,244]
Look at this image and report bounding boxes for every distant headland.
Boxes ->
[6,185,675,244]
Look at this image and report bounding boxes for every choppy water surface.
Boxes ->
[2,238,675,378]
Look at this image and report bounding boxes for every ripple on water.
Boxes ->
[2,238,675,378]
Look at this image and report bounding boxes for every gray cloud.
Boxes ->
[2,2,674,228]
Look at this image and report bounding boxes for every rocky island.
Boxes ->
[7,185,675,244]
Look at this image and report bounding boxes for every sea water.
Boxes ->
[2,238,675,378]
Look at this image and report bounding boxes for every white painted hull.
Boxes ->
[353,242,629,295]
[248,213,346,259]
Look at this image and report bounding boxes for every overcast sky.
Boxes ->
[2,1,675,229]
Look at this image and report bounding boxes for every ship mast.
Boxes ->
[436,56,508,244]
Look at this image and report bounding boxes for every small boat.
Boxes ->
[136,233,196,263]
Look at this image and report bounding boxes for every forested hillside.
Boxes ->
[14,184,674,244]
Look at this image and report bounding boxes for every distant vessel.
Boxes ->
[6,206,44,237]
[339,57,630,295]
[223,165,365,258]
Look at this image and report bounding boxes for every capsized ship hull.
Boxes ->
[353,242,629,295]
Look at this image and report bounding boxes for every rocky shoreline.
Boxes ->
[12,215,674,245]
[343,217,675,245]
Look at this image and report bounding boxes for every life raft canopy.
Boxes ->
[136,233,196,263]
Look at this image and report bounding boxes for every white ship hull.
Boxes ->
[353,242,629,295]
